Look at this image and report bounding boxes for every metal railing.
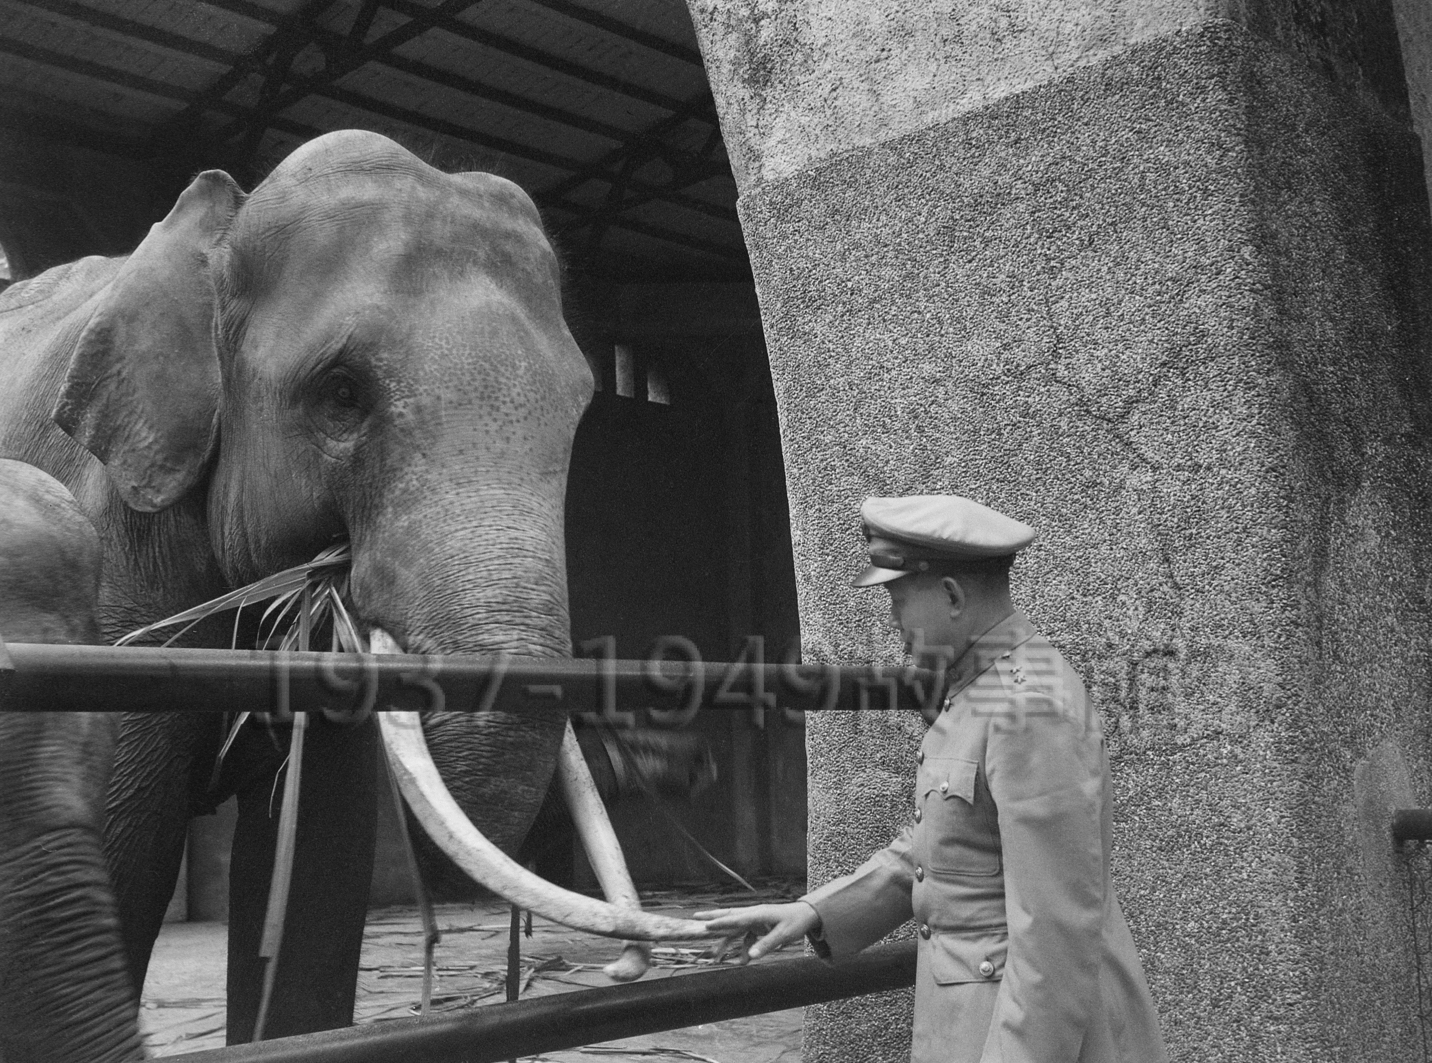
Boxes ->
[0,639,931,1058]
[0,640,942,720]
[164,940,917,1063]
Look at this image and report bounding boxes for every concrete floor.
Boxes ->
[141,886,805,1062]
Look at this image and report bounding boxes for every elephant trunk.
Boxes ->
[349,479,573,856]
[0,712,145,1063]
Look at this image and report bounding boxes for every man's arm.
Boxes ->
[696,827,917,962]
[799,825,917,959]
[982,688,1107,1062]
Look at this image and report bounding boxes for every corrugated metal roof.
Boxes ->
[0,0,744,281]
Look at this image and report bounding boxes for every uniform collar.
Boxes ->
[943,609,1037,700]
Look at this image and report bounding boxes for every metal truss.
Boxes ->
[4,0,741,262]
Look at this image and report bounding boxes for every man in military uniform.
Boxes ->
[697,495,1167,1063]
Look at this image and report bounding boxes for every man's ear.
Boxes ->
[52,170,243,513]
[941,575,967,615]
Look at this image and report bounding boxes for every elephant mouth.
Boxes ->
[368,628,715,952]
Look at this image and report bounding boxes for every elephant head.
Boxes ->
[0,459,143,1062]
[46,132,686,945]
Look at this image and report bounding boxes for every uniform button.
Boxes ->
[914,808,923,823]
[939,781,949,794]
[915,865,924,882]
[919,924,931,939]
[979,960,995,978]
[917,750,925,764]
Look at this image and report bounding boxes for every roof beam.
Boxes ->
[533,91,719,205]
[11,0,680,160]
[0,36,322,142]
[10,0,234,66]
[0,35,203,105]
[518,0,705,66]
[301,81,735,225]
[207,0,485,147]
[210,0,712,116]
[155,0,345,146]
[382,0,697,114]
[5,0,734,224]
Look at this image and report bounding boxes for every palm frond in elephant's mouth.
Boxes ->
[114,540,359,651]
[113,538,368,798]
[111,542,438,1031]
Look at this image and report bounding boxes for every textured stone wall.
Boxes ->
[689,2,1432,1060]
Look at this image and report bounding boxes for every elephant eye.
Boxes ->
[325,373,360,406]
[308,365,371,439]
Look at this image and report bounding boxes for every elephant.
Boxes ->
[0,129,703,1058]
[0,460,143,1062]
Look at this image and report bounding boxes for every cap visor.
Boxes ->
[853,565,910,588]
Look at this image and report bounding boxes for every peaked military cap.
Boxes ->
[854,495,1036,587]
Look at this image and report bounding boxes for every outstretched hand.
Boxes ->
[693,901,822,963]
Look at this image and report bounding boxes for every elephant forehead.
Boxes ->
[238,172,550,271]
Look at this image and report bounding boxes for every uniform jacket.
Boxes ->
[804,612,1166,1063]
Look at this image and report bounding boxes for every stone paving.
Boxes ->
[141,885,805,1062]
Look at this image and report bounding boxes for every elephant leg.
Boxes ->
[102,709,220,996]
[227,714,377,1043]
[0,711,144,1063]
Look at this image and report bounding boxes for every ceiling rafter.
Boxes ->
[519,0,704,66]
[381,0,697,114]
[0,47,732,259]
[533,90,727,239]
[12,0,674,160]
[301,81,739,233]
[201,0,708,114]
[2,1,735,235]
[0,35,323,141]
[0,0,748,276]
[151,0,346,148]
[12,0,235,66]
[206,0,486,148]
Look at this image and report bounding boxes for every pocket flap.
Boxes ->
[927,928,1007,985]
[922,756,978,803]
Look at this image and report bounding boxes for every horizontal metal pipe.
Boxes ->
[166,940,917,1063]
[0,641,942,717]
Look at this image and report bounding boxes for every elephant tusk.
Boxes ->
[555,723,651,981]
[369,628,715,942]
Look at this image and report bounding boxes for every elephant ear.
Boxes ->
[53,170,242,513]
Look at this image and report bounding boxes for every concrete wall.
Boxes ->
[688,2,1432,1060]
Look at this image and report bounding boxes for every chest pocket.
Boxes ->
[919,756,1001,877]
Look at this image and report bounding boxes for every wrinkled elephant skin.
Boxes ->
[0,131,594,1048]
[0,459,143,1062]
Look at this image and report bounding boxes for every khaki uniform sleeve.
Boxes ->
[801,826,916,960]
[981,686,1106,1063]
